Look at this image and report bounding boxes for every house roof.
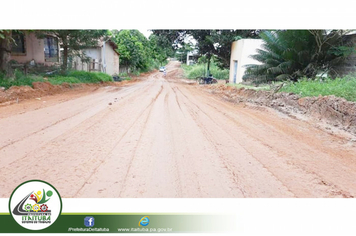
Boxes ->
[95,38,119,56]
[107,40,120,56]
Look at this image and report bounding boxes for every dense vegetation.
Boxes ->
[110,30,174,74]
[244,30,353,83]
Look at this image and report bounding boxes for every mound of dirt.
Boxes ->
[0,72,147,105]
[205,84,356,135]
[32,82,63,95]
[1,86,42,102]
[0,82,83,104]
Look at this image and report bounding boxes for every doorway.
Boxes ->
[233,60,238,83]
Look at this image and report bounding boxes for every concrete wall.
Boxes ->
[11,32,59,66]
[72,43,119,75]
[229,39,263,84]
[104,44,119,75]
[84,48,101,61]
[11,32,45,64]
[73,48,101,71]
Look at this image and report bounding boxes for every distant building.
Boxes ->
[229,39,263,84]
[186,50,199,65]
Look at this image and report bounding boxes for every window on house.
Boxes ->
[12,32,26,54]
[44,37,59,62]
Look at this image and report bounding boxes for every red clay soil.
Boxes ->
[1,62,356,198]
[205,84,356,136]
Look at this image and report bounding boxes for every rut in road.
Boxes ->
[1,61,356,198]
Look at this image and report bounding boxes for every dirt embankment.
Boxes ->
[205,84,356,136]
[0,73,150,105]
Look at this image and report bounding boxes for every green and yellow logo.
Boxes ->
[9,180,62,230]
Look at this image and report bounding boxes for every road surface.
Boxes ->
[1,61,356,198]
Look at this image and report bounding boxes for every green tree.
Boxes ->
[148,34,174,65]
[152,29,259,73]
[244,30,352,83]
[110,30,148,72]
[111,30,172,72]
[36,30,108,71]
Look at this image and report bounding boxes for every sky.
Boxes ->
[138,29,152,38]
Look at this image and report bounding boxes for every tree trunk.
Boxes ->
[207,53,211,77]
[62,45,68,71]
[0,31,12,74]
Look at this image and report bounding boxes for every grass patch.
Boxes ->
[281,75,356,102]
[65,71,113,83]
[0,70,113,90]
[0,70,44,89]
[118,72,131,81]
[47,76,82,85]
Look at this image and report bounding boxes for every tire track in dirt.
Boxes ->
[166,82,245,197]
[0,75,162,197]
[72,83,163,197]
[173,83,294,197]
[180,83,356,197]
[162,82,185,197]
[117,85,164,197]
[70,80,165,197]
[0,82,154,168]
[202,97,356,198]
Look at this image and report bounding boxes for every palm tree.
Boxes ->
[244,30,350,83]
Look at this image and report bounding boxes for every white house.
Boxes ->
[72,40,120,76]
[186,50,199,65]
[229,39,264,84]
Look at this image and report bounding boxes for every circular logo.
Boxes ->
[9,180,62,230]
[139,216,150,226]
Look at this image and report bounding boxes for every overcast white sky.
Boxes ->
[138,29,152,38]
[2,0,354,30]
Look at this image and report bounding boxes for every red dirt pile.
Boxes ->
[206,84,356,135]
[0,81,120,104]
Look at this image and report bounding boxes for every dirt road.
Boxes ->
[1,61,356,198]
